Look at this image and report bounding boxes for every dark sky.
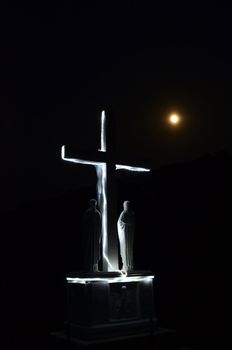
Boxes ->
[1,1,232,209]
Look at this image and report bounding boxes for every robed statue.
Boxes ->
[81,199,102,272]
[117,200,135,272]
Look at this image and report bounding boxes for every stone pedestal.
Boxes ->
[66,271,156,341]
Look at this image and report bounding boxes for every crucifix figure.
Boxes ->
[62,111,150,272]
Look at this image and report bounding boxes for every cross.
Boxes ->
[61,111,150,271]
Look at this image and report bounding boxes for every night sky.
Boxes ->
[1,2,232,210]
[1,3,231,347]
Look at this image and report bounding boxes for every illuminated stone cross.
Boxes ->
[61,111,150,271]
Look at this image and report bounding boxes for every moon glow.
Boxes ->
[169,114,180,125]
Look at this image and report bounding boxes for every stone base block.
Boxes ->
[66,271,156,340]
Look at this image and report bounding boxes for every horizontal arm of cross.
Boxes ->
[62,146,150,172]
[116,164,150,172]
[61,145,104,167]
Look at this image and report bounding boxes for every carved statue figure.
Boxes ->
[117,200,135,272]
[81,199,102,272]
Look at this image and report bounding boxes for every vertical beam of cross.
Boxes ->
[61,111,150,272]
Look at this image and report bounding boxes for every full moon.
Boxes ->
[169,113,180,125]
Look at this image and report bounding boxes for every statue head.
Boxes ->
[89,198,97,210]
[123,200,131,211]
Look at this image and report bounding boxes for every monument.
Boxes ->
[62,111,156,343]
